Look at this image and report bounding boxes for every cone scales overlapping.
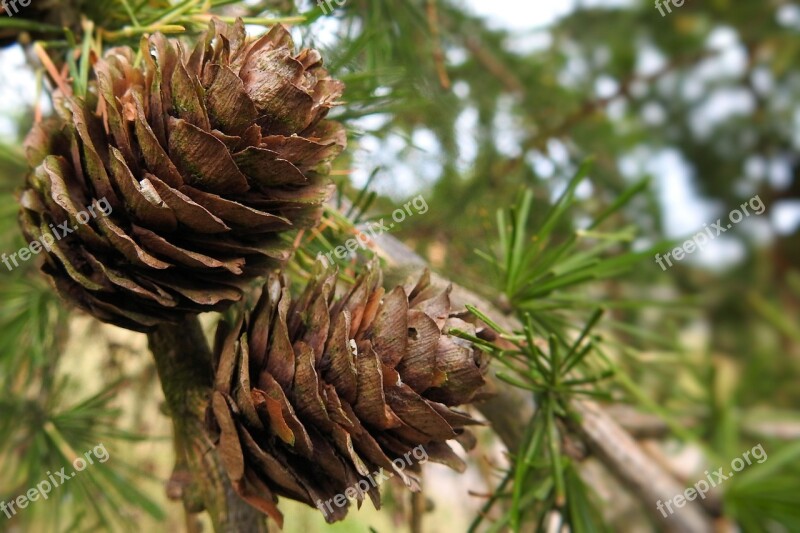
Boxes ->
[209,263,488,526]
[19,20,345,331]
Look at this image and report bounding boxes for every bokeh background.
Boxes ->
[1,0,799,531]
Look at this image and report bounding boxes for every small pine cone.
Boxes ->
[18,20,345,331]
[209,263,488,526]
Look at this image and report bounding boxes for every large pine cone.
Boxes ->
[19,20,345,331]
[209,263,488,526]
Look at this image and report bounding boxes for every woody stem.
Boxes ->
[148,316,268,533]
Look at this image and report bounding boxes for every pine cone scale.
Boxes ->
[145,174,229,233]
[395,309,440,390]
[108,150,178,232]
[204,65,258,134]
[167,118,250,194]
[320,311,358,403]
[179,186,292,231]
[170,60,210,130]
[132,95,185,188]
[132,225,243,273]
[212,391,247,482]
[70,104,121,208]
[232,147,308,187]
[238,423,307,499]
[385,385,457,441]
[353,343,402,429]
[368,285,409,366]
[95,215,171,269]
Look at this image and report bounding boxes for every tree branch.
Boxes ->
[373,231,715,533]
[148,317,268,533]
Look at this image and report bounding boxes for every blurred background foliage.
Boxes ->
[0,0,799,531]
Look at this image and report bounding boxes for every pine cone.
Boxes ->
[209,263,488,526]
[19,20,345,331]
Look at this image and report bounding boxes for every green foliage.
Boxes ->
[0,374,166,531]
[724,441,800,531]
[0,137,163,530]
[478,163,662,311]
[451,171,631,530]
[455,304,612,531]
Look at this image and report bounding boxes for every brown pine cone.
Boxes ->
[209,263,488,526]
[18,20,345,331]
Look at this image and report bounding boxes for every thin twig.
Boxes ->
[426,0,451,90]
[463,36,524,94]
[410,490,424,533]
[370,227,716,533]
[33,43,72,97]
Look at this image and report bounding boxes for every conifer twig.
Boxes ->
[372,229,715,533]
[426,0,451,90]
[148,317,269,533]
